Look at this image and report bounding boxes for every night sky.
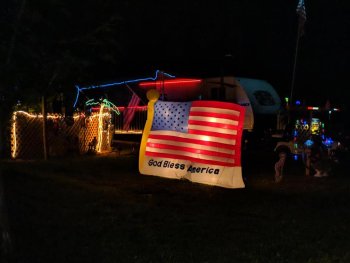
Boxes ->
[3,0,350,107]
[120,0,349,107]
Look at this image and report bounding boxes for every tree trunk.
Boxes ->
[42,96,48,160]
[0,105,13,159]
[0,171,12,261]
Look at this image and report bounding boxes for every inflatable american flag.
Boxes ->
[139,94,245,189]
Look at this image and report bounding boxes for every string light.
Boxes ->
[86,98,120,115]
[96,104,105,153]
[114,130,143,134]
[11,112,17,158]
[85,99,119,153]
[85,99,100,106]
[12,111,82,120]
[307,106,319,110]
[139,79,202,87]
[11,111,83,158]
[10,110,112,158]
[102,99,120,114]
[73,70,176,107]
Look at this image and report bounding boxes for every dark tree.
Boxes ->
[0,0,127,158]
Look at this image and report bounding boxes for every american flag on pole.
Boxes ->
[123,92,141,131]
[140,99,245,188]
[296,0,307,35]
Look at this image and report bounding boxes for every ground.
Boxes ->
[1,150,350,263]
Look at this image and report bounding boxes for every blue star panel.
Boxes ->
[152,101,192,133]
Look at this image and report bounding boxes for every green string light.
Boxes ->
[85,99,120,115]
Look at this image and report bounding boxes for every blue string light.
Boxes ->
[73,70,176,108]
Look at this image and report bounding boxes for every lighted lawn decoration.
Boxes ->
[139,89,246,189]
[85,99,120,153]
[11,111,82,159]
[10,99,120,159]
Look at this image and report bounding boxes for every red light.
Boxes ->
[117,106,147,111]
[91,106,147,112]
[139,78,202,87]
[139,78,202,101]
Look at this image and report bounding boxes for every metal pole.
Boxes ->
[290,25,302,105]
[42,96,48,160]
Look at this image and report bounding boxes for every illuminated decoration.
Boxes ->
[96,103,105,153]
[310,118,321,135]
[11,112,17,158]
[304,139,314,148]
[11,110,112,158]
[85,99,100,106]
[85,99,120,153]
[116,106,147,111]
[295,100,301,105]
[85,98,120,114]
[139,78,202,101]
[11,111,82,159]
[91,106,148,112]
[139,89,246,189]
[73,70,176,107]
[139,79,202,88]
[115,130,143,134]
[323,137,334,148]
[113,105,148,134]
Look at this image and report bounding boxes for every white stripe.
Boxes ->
[189,116,238,126]
[191,107,240,116]
[148,138,236,154]
[146,146,235,164]
[188,125,237,135]
[150,130,235,145]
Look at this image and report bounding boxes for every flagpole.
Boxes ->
[124,83,146,105]
[290,25,302,105]
[290,0,306,106]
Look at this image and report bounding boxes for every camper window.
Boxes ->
[254,90,275,106]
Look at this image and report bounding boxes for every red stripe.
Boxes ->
[188,120,238,129]
[146,142,235,159]
[146,101,245,167]
[190,111,240,121]
[145,151,237,167]
[188,129,236,140]
[192,100,243,111]
[148,134,236,150]
[123,94,141,130]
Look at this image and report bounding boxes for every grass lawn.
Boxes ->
[1,151,350,263]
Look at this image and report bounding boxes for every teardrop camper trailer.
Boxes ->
[200,76,282,139]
